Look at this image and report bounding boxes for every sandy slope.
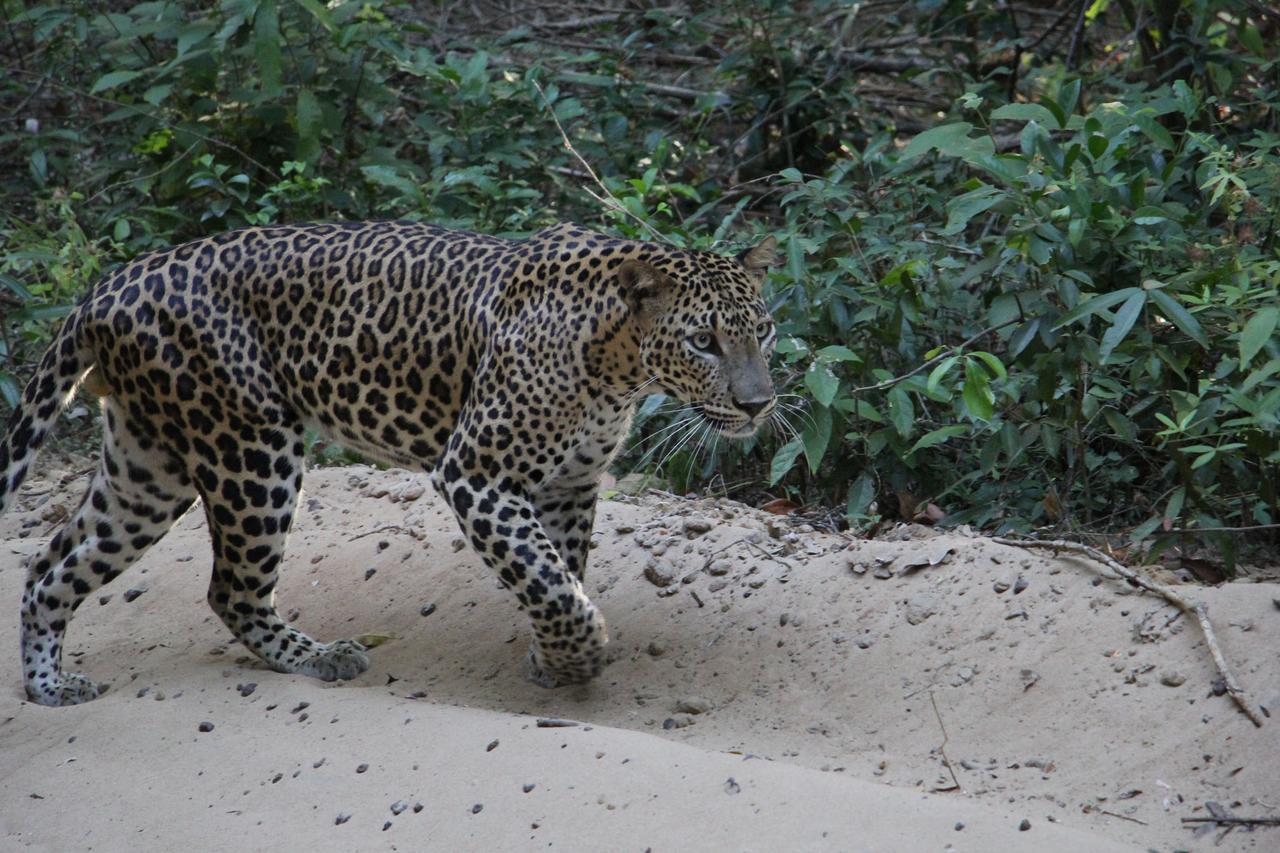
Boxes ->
[2,462,1277,851]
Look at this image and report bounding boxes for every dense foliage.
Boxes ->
[2,0,1278,560]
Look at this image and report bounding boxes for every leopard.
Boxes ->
[0,220,778,706]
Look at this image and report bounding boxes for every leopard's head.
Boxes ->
[621,238,778,438]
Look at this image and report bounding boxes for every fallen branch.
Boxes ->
[991,536,1265,728]
[1181,815,1280,827]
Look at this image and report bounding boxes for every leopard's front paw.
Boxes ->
[526,645,607,688]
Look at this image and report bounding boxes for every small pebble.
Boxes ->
[993,581,1010,593]
[381,821,391,831]
[420,603,437,617]
[413,802,424,813]
[955,822,964,831]
[123,586,147,603]
[291,702,310,714]
[237,683,257,697]
[356,763,369,774]
[471,803,483,814]
[724,777,741,795]
[335,814,351,826]
[197,721,214,732]
[674,696,713,715]
[486,739,499,752]
[1019,819,1031,831]
[522,784,535,793]
[1161,672,1187,687]
[365,568,377,581]
[390,800,408,816]
[1013,576,1029,594]
[646,642,665,657]
[99,595,112,606]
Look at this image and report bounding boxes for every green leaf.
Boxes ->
[90,69,145,94]
[0,272,34,300]
[846,472,876,519]
[970,351,1007,381]
[1053,288,1141,329]
[962,360,994,420]
[1147,289,1209,349]
[926,355,961,395]
[254,0,283,98]
[805,362,839,407]
[908,425,967,455]
[768,437,804,485]
[1098,290,1146,361]
[887,385,913,439]
[943,185,1002,235]
[900,123,994,164]
[990,103,1059,127]
[296,88,322,165]
[1239,306,1278,365]
[294,0,336,31]
[815,345,861,364]
[801,404,833,475]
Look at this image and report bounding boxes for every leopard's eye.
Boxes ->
[755,320,774,340]
[689,332,716,353]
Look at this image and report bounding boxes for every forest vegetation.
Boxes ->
[1,0,1278,568]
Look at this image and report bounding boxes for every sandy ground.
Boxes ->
[1,461,1278,852]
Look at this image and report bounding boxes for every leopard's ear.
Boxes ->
[737,236,777,290]
[618,260,673,325]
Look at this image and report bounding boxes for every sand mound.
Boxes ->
[2,463,1277,851]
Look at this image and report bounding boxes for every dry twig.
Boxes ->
[991,536,1265,728]
[531,79,667,243]
[929,691,964,793]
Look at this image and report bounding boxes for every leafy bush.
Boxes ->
[2,0,1277,558]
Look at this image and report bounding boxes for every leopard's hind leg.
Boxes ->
[21,401,195,706]
[198,420,368,683]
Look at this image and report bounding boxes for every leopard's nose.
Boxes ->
[734,396,771,418]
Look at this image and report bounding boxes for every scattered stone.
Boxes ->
[674,696,713,715]
[724,777,741,795]
[98,595,112,606]
[1161,672,1187,687]
[706,558,732,576]
[381,821,392,831]
[413,802,424,813]
[237,683,257,697]
[390,800,408,816]
[1019,819,1031,831]
[365,568,377,581]
[522,784,535,793]
[993,580,1011,593]
[123,586,147,603]
[136,686,150,698]
[1013,576,1029,594]
[420,603,437,617]
[291,702,310,714]
[335,814,351,826]
[197,721,214,733]
[662,714,695,730]
[356,763,369,774]
[683,516,715,537]
[904,594,938,625]
[646,641,665,657]
[471,803,483,814]
[954,822,965,831]
[643,558,677,587]
[486,739,499,752]
[451,537,466,552]
[1020,669,1041,691]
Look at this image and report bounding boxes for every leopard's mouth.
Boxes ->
[696,405,761,439]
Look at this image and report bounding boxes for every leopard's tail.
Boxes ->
[0,313,95,519]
